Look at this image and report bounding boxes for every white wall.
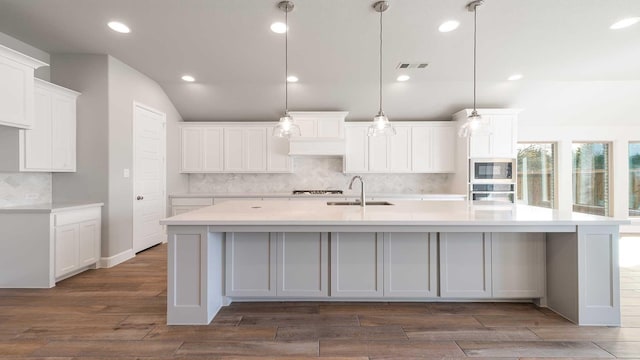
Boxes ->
[188,157,451,195]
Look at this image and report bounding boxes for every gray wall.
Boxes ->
[51,54,186,258]
[107,56,186,257]
[51,54,110,252]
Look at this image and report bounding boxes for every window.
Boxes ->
[572,143,610,216]
[517,143,555,208]
[630,142,640,217]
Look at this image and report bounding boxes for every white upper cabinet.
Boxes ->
[344,121,456,174]
[0,44,48,129]
[369,126,411,172]
[180,126,223,172]
[412,124,456,173]
[180,123,291,173]
[0,79,79,172]
[288,111,348,156]
[454,109,520,159]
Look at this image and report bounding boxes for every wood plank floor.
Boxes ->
[1,243,639,359]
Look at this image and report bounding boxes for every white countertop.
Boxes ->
[160,199,627,227]
[0,202,104,214]
[169,193,466,199]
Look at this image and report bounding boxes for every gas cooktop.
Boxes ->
[292,190,344,195]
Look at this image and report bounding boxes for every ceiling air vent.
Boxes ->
[396,62,429,69]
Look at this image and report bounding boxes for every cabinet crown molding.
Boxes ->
[0,44,48,69]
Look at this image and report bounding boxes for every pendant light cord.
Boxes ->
[472,6,477,112]
[379,8,383,114]
[285,9,289,113]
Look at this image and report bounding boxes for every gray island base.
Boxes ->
[160,200,627,326]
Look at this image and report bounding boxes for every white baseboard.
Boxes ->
[99,249,135,268]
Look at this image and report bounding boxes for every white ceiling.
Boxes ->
[0,0,639,122]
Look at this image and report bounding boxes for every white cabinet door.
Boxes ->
[0,46,44,129]
[331,232,383,297]
[411,126,431,172]
[21,80,78,172]
[368,134,388,172]
[389,126,411,172]
[24,86,53,170]
[276,232,328,297]
[368,127,411,172]
[267,135,291,172]
[225,232,276,297]
[181,127,204,172]
[344,126,368,173]
[431,125,456,172]
[468,114,517,159]
[469,120,492,158]
[78,219,100,267]
[55,224,79,278]
[245,127,267,172]
[203,127,223,172]
[384,232,438,298]
[492,232,544,298]
[490,115,517,158]
[224,128,244,171]
[440,232,492,298]
[50,92,76,171]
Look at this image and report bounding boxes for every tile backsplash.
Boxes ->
[0,173,52,207]
[189,157,451,195]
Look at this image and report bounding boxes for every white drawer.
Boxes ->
[171,197,213,206]
[54,207,101,226]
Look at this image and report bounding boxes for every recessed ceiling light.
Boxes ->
[286,75,298,83]
[181,75,195,82]
[270,22,288,34]
[107,21,130,34]
[397,75,410,82]
[508,74,523,81]
[610,17,640,30]
[438,20,460,33]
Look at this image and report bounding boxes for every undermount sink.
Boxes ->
[326,201,394,206]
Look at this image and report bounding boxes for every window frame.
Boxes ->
[516,142,558,209]
[571,141,613,217]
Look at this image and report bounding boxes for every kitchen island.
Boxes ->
[160,199,627,326]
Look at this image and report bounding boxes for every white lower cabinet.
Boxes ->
[330,232,383,297]
[491,232,545,298]
[384,232,438,298]
[54,207,101,280]
[439,232,492,298]
[276,232,328,297]
[225,232,277,297]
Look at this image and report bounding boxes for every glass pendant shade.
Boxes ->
[368,112,396,136]
[273,112,301,138]
[457,109,488,137]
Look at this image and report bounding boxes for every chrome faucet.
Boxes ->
[348,176,365,207]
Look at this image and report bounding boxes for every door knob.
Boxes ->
[136,195,144,200]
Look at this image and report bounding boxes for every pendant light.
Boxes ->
[458,0,488,138]
[273,1,301,138]
[368,1,396,137]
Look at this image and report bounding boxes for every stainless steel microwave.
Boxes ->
[470,159,515,183]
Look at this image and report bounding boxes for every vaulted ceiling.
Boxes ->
[0,0,639,122]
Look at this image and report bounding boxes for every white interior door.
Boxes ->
[133,103,166,253]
